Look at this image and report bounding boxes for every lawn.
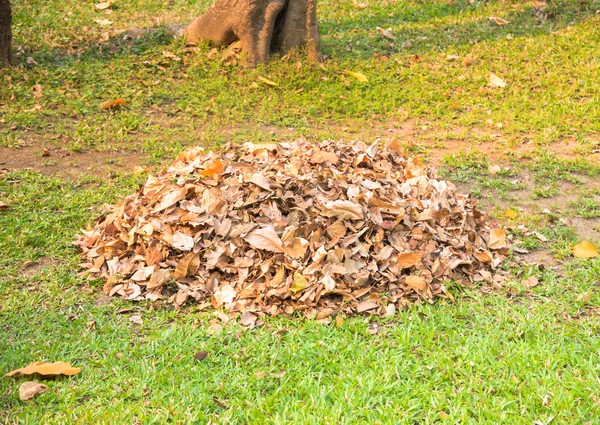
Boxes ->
[1,0,600,423]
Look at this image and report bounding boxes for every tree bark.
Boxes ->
[185,0,321,67]
[0,0,11,66]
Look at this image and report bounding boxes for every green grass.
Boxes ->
[2,0,600,423]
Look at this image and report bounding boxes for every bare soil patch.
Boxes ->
[0,145,144,178]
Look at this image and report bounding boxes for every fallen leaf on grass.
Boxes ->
[489,16,511,25]
[19,382,48,401]
[376,27,395,41]
[129,314,143,325]
[6,361,81,377]
[573,241,599,259]
[0,201,8,210]
[488,164,501,175]
[489,74,507,88]
[353,0,367,8]
[523,276,539,288]
[258,76,277,86]
[93,19,113,26]
[94,1,114,10]
[194,350,208,361]
[41,148,50,157]
[346,71,368,82]
[505,209,518,219]
[100,99,127,110]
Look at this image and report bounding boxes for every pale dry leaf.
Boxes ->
[19,382,48,401]
[321,200,363,220]
[523,276,539,288]
[489,16,511,25]
[214,285,236,307]
[244,228,284,253]
[376,27,395,41]
[94,0,114,10]
[240,311,258,326]
[172,231,194,251]
[489,73,507,88]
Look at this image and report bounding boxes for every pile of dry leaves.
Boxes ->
[75,140,509,319]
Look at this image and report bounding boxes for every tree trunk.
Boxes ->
[184,0,321,67]
[0,0,11,66]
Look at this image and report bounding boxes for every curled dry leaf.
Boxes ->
[19,382,48,401]
[573,241,599,259]
[6,361,81,377]
[75,139,508,317]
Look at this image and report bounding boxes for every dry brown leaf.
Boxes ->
[6,361,81,377]
[405,275,427,292]
[321,200,363,220]
[397,252,423,268]
[244,228,284,253]
[19,382,48,401]
[357,300,378,313]
[376,27,395,41]
[173,253,200,281]
[573,241,599,259]
[241,311,258,326]
[488,228,507,250]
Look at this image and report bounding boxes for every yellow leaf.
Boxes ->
[291,271,308,293]
[505,209,518,219]
[258,76,278,86]
[346,71,369,82]
[573,241,599,259]
[6,361,81,377]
